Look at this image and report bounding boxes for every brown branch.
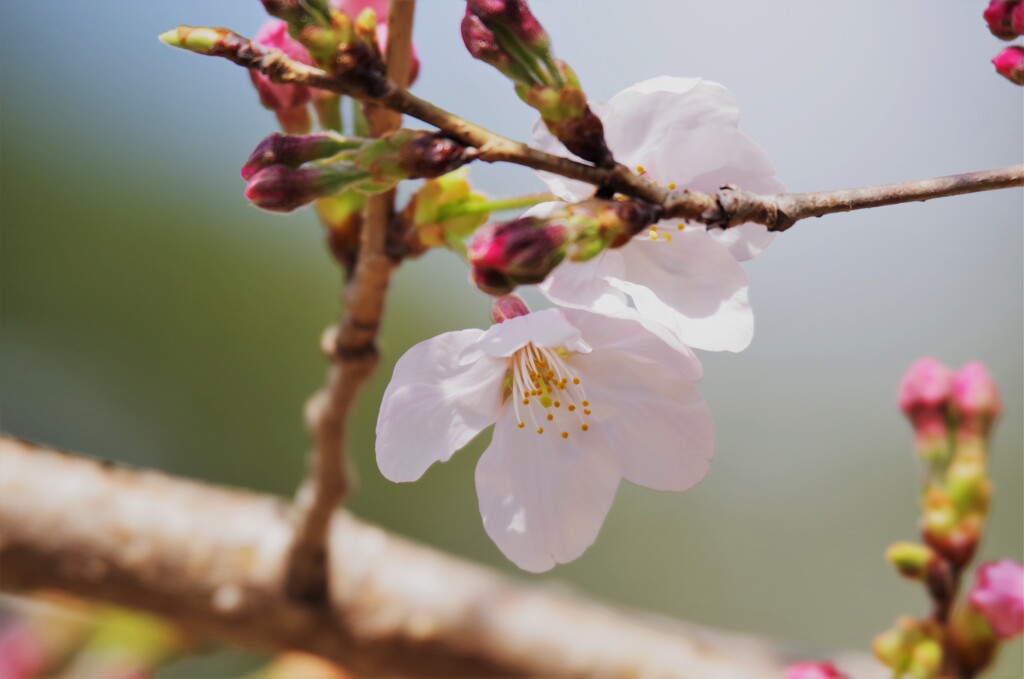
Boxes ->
[282,3,417,604]
[166,30,1023,225]
[0,435,841,677]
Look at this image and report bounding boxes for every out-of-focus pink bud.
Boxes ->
[785,661,847,679]
[0,623,49,679]
[241,132,362,180]
[951,362,1002,438]
[251,20,315,133]
[490,295,530,323]
[1013,2,1024,33]
[467,0,549,50]
[245,164,366,212]
[898,358,953,458]
[993,46,1024,85]
[330,0,420,83]
[984,0,1022,39]
[468,218,568,295]
[969,560,1024,639]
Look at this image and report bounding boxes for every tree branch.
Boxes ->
[282,3,417,604]
[164,29,1023,227]
[0,435,853,678]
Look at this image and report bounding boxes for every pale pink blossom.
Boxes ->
[251,20,314,133]
[969,560,1024,638]
[376,305,712,571]
[531,76,783,353]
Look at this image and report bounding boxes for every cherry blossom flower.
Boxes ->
[251,21,315,134]
[531,76,784,352]
[969,560,1024,638]
[375,300,713,571]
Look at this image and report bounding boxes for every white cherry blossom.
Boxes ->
[533,76,784,353]
[376,304,713,572]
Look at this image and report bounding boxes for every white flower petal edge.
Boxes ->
[377,308,713,572]
[376,329,506,482]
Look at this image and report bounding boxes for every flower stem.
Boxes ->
[438,192,555,220]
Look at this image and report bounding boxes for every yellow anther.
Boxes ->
[572,377,580,385]
[636,165,646,174]
[677,223,685,230]
[522,398,530,405]
[517,422,525,429]
[546,413,554,421]
[664,233,672,242]
[554,401,561,408]
[581,424,589,432]
[537,427,544,434]
[584,408,592,415]
[649,228,658,240]
[561,432,569,439]
[568,404,576,412]
[581,400,589,407]
[668,183,677,189]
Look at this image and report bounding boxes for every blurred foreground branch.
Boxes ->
[283,1,416,604]
[0,435,881,678]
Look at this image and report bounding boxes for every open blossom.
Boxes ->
[531,76,783,352]
[376,301,713,571]
[969,560,1024,638]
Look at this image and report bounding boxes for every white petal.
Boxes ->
[475,406,620,572]
[560,308,703,382]
[612,230,754,353]
[376,329,505,482]
[572,349,713,492]
[460,308,590,364]
[531,103,611,202]
[537,249,631,315]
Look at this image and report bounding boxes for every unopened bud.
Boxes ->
[968,560,1024,639]
[949,601,999,676]
[244,163,367,212]
[261,0,314,25]
[784,661,847,679]
[466,0,550,52]
[945,453,990,514]
[886,542,936,581]
[898,358,953,463]
[519,63,612,165]
[461,13,534,82]
[315,191,364,268]
[491,295,530,323]
[242,132,363,180]
[250,20,317,133]
[158,26,229,54]
[468,218,568,294]
[984,0,1022,40]
[400,168,489,253]
[1015,2,1024,33]
[873,617,924,674]
[951,362,1002,438]
[993,45,1024,84]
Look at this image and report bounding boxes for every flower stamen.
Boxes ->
[508,342,592,439]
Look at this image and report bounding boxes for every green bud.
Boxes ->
[886,542,935,580]
[908,638,942,679]
[946,454,990,514]
[159,26,227,54]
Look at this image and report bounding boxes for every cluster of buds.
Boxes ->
[983,1,1024,84]
[461,0,612,166]
[874,359,1013,678]
[242,129,471,212]
[395,168,491,256]
[467,199,660,295]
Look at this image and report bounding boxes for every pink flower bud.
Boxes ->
[468,218,568,295]
[491,295,530,323]
[244,164,364,212]
[984,0,1022,40]
[993,45,1024,85]
[898,358,953,443]
[969,560,1024,639]
[785,661,847,679]
[241,132,361,180]
[0,623,49,679]
[251,20,315,132]
[467,0,549,49]
[951,362,1002,437]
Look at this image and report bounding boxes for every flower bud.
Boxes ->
[353,130,471,187]
[331,0,421,84]
[886,542,936,581]
[315,191,364,269]
[898,358,953,463]
[242,132,364,180]
[400,168,489,253]
[983,0,1022,40]
[244,163,367,212]
[784,661,847,679]
[993,45,1024,85]
[1015,2,1024,33]
[251,20,316,133]
[951,362,1002,438]
[873,617,924,674]
[468,218,568,294]
[0,622,49,679]
[945,453,990,514]
[491,295,530,323]
[968,560,1024,639]
[461,13,534,82]
[466,0,550,53]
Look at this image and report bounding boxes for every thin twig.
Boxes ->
[167,31,1023,225]
[0,436,884,678]
[282,2,417,604]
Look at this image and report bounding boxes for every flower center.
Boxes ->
[509,343,592,439]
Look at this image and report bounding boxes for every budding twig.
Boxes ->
[162,28,1023,231]
[282,0,417,604]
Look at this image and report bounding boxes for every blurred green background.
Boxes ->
[1,1,1021,676]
